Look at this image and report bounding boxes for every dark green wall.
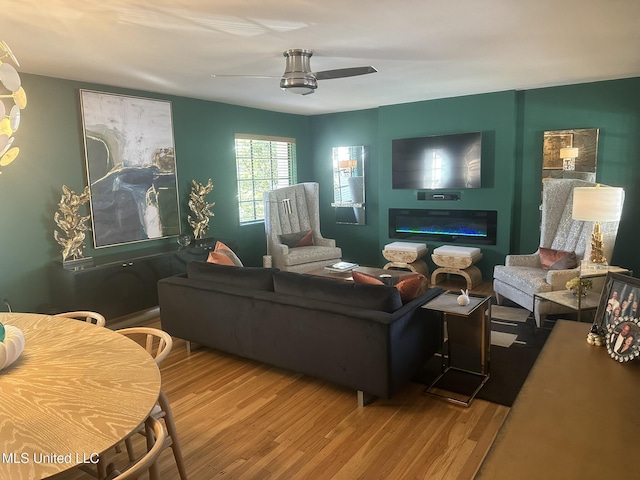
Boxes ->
[309,109,381,266]
[0,74,310,312]
[311,92,518,278]
[516,78,640,277]
[170,96,312,266]
[377,92,518,278]
[2,72,639,313]
[311,79,640,279]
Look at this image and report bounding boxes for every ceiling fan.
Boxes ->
[213,49,377,95]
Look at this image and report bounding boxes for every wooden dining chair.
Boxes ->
[104,416,167,480]
[53,310,106,327]
[116,326,172,364]
[116,327,188,480]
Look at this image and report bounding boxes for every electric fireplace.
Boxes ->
[389,208,497,245]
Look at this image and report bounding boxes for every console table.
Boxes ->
[476,320,640,479]
[48,238,221,320]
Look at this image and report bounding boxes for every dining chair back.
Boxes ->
[116,327,173,364]
[116,326,188,480]
[104,416,166,480]
[53,310,106,327]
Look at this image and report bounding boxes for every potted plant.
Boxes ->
[566,277,593,296]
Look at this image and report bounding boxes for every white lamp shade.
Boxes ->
[560,147,579,159]
[572,186,625,222]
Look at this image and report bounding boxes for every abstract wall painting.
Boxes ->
[79,90,180,248]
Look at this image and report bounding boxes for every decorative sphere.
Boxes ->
[177,234,192,247]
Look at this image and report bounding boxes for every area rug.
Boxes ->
[415,301,551,407]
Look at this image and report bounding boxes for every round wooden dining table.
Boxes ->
[0,312,161,480]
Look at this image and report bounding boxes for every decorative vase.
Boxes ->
[0,324,25,370]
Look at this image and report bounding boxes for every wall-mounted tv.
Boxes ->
[392,132,482,189]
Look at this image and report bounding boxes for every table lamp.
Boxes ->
[572,184,625,265]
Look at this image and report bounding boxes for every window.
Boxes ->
[235,134,297,224]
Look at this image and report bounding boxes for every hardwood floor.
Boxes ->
[145,334,508,480]
[61,279,508,479]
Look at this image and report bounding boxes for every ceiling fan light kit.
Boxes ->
[280,49,317,95]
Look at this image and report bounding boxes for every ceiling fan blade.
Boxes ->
[211,74,278,79]
[314,66,377,81]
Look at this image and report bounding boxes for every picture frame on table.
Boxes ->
[595,272,640,362]
[606,317,640,362]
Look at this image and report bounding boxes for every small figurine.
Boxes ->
[586,323,605,347]
[457,288,470,306]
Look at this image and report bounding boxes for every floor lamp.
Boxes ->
[572,184,625,266]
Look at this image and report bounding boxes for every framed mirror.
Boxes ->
[331,146,366,225]
[542,128,599,183]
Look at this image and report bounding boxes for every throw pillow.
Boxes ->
[206,251,235,266]
[539,247,578,270]
[207,241,243,267]
[395,274,427,302]
[279,230,314,248]
[352,271,426,303]
[351,270,385,285]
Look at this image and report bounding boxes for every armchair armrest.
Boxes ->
[546,268,580,290]
[314,237,336,248]
[273,243,289,255]
[269,243,289,269]
[505,253,541,268]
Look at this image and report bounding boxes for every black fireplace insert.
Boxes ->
[389,208,497,245]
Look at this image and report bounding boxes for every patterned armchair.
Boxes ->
[263,182,342,272]
[493,179,621,328]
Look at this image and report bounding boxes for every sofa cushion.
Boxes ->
[283,245,342,266]
[273,271,403,313]
[187,261,278,291]
[493,265,553,295]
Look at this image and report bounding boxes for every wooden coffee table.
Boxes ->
[306,265,417,284]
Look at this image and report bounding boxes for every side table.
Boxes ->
[534,265,631,325]
[421,291,491,406]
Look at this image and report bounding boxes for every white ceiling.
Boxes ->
[2,0,640,115]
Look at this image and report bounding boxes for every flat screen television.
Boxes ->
[392,132,482,189]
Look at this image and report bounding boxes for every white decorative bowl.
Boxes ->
[0,325,25,370]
